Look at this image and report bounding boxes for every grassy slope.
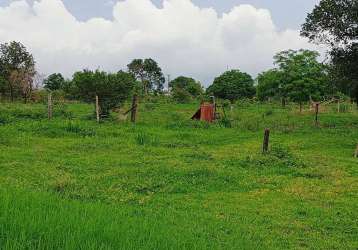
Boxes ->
[0,101,357,249]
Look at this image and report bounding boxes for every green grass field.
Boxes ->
[0,100,357,249]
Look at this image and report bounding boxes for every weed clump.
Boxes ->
[239,145,305,169]
[218,116,232,128]
[135,132,159,146]
[64,121,96,137]
[0,114,11,125]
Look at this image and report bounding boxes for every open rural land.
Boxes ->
[0,0,358,249]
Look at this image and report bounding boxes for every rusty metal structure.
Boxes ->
[191,102,216,123]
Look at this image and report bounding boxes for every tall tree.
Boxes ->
[301,0,358,102]
[273,50,329,110]
[207,70,255,102]
[127,58,165,94]
[44,73,65,91]
[0,41,35,102]
[71,70,134,116]
[256,69,284,102]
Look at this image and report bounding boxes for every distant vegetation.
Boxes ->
[0,42,356,112]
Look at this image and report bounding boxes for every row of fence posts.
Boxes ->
[45,93,357,157]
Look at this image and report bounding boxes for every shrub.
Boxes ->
[70,70,134,116]
[172,87,192,103]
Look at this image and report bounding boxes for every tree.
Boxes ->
[44,73,65,91]
[169,76,203,98]
[301,0,358,102]
[273,50,329,111]
[206,70,255,102]
[9,69,34,103]
[256,69,284,102]
[127,58,165,94]
[71,70,134,116]
[0,41,35,101]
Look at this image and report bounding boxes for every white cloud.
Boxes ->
[0,0,322,86]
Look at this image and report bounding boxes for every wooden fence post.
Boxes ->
[354,144,358,158]
[315,103,320,127]
[131,94,138,123]
[96,95,100,123]
[263,128,270,153]
[48,92,52,119]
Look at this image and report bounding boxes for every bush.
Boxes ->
[70,70,134,116]
[172,87,192,103]
[206,70,256,102]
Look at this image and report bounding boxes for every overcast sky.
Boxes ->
[0,0,322,85]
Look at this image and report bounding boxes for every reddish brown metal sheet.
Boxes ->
[200,104,214,122]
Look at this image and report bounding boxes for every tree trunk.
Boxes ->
[299,102,303,113]
[281,98,286,108]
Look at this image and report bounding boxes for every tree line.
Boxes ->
[0,0,357,112]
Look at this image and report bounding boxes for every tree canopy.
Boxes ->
[127,58,165,94]
[0,41,36,101]
[169,76,203,101]
[301,0,358,102]
[256,69,283,101]
[257,50,329,105]
[207,70,255,102]
[274,50,329,103]
[70,70,134,116]
[44,73,65,91]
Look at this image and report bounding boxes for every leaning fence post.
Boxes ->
[315,103,320,127]
[131,94,138,123]
[263,128,270,153]
[96,95,100,123]
[48,92,52,120]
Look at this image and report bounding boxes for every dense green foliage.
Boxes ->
[275,50,329,103]
[171,86,193,103]
[127,58,165,94]
[0,41,36,102]
[0,101,357,249]
[169,76,203,103]
[169,76,203,97]
[301,0,358,102]
[257,50,329,105]
[207,70,255,102]
[257,69,283,101]
[70,70,134,116]
[44,73,65,91]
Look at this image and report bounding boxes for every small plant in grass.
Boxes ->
[218,116,232,128]
[0,114,11,125]
[65,121,96,137]
[265,109,274,116]
[238,144,305,169]
[135,132,159,146]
